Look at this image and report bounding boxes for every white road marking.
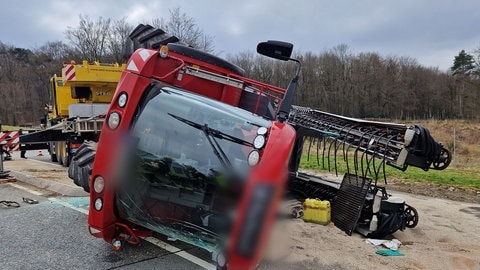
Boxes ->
[48,197,216,269]
[144,237,216,270]
[8,183,43,196]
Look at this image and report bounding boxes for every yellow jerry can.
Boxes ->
[316,200,331,225]
[303,198,315,222]
[303,198,331,225]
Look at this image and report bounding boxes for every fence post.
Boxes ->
[453,127,456,168]
[0,142,9,178]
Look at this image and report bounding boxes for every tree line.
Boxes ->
[229,46,480,120]
[0,10,479,126]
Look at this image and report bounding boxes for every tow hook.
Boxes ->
[112,239,122,251]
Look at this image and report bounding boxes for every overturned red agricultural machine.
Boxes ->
[68,25,451,269]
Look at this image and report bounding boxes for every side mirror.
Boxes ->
[256,41,293,61]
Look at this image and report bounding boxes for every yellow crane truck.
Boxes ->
[20,61,125,166]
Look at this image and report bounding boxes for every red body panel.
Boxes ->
[227,122,295,269]
[88,73,151,241]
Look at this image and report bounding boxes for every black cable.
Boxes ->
[0,200,20,208]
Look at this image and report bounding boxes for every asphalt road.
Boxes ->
[0,151,216,270]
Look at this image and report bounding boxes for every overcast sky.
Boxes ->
[1,0,479,71]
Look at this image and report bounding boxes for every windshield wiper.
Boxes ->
[168,113,250,173]
[169,113,253,147]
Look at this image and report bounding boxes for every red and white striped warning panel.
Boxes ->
[0,131,20,151]
[126,49,156,72]
[63,64,76,81]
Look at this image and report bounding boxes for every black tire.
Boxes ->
[77,149,96,167]
[68,141,97,192]
[405,204,419,228]
[57,141,67,166]
[49,143,58,162]
[68,157,77,183]
[72,144,90,161]
[79,165,91,192]
[62,152,70,167]
[59,142,70,167]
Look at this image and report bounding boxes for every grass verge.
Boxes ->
[299,155,480,190]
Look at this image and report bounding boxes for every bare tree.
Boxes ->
[106,17,134,63]
[232,45,480,120]
[65,15,111,61]
[0,43,47,125]
[151,7,214,52]
[35,41,76,62]
[228,51,255,77]
[32,41,80,108]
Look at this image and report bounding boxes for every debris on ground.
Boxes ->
[366,238,402,250]
[376,249,404,256]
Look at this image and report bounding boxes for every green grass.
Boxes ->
[1,125,36,131]
[299,154,480,190]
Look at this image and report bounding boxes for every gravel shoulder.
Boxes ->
[387,178,480,204]
[263,180,480,270]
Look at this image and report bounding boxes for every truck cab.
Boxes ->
[21,61,126,166]
[83,27,297,270]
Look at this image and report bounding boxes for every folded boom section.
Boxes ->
[287,106,451,182]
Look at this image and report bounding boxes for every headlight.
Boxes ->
[107,112,121,129]
[117,92,128,108]
[247,150,260,166]
[93,176,105,193]
[253,135,265,149]
[216,251,226,268]
[257,126,268,135]
[94,198,103,211]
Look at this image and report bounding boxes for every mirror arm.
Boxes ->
[277,59,301,123]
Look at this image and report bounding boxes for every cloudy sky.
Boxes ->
[1,0,479,71]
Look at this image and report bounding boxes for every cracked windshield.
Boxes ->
[115,85,271,251]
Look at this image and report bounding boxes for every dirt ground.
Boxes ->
[262,179,480,270]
